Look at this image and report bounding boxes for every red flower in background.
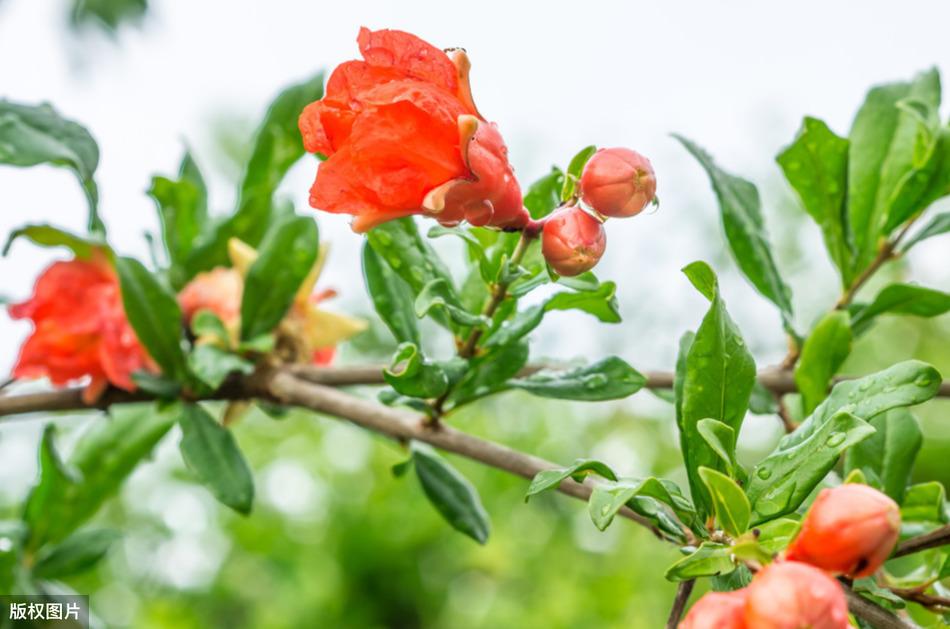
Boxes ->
[299,27,529,232]
[9,253,155,403]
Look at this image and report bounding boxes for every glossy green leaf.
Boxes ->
[696,419,738,478]
[794,310,853,414]
[900,482,947,524]
[484,305,544,348]
[777,117,852,280]
[187,345,254,391]
[561,145,597,201]
[754,518,800,555]
[148,151,208,289]
[383,343,449,398]
[748,381,779,415]
[747,411,873,524]
[678,262,756,518]
[24,404,177,550]
[185,73,324,272]
[2,223,104,259]
[785,360,941,450]
[448,341,529,408]
[0,100,103,233]
[851,283,950,334]
[524,167,565,218]
[699,467,750,537]
[676,137,794,332]
[178,403,254,514]
[32,529,120,579]
[545,281,621,323]
[588,477,696,537]
[845,409,922,502]
[665,543,735,581]
[902,211,950,252]
[131,371,182,398]
[114,256,187,381]
[508,357,645,401]
[240,215,319,340]
[411,443,490,544]
[525,460,618,500]
[847,69,940,271]
[415,278,487,327]
[70,0,148,32]
[361,241,420,346]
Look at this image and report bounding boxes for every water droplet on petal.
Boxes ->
[825,432,846,448]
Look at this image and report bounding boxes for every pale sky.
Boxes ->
[2,0,949,374]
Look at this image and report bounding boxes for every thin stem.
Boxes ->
[887,586,950,612]
[893,523,950,558]
[665,579,695,629]
[431,228,539,418]
[843,585,916,629]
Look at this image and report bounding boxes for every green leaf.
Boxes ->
[588,478,696,538]
[191,310,231,347]
[678,262,756,518]
[366,218,458,330]
[414,278,487,327]
[24,405,177,550]
[776,117,852,280]
[484,305,544,349]
[676,136,794,332]
[131,371,182,398]
[901,211,950,252]
[114,256,187,381]
[240,215,319,340]
[508,357,645,401]
[851,283,950,334]
[845,409,922,502]
[525,460,618,500]
[545,281,621,323]
[184,73,324,272]
[711,565,753,592]
[148,151,209,289]
[187,345,254,390]
[448,341,529,408]
[698,467,750,537]
[524,167,565,218]
[411,443,490,544]
[748,381,779,415]
[900,482,947,524]
[794,310,853,414]
[0,100,103,233]
[3,223,104,259]
[696,419,738,478]
[32,529,120,579]
[665,542,735,581]
[383,343,449,398]
[755,518,801,555]
[847,68,941,272]
[783,360,941,450]
[562,145,597,201]
[178,403,254,514]
[747,412,874,524]
[70,0,147,32]
[428,225,493,283]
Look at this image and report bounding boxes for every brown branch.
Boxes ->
[893,524,950,558]
[265,370,669,539]
[888,586,950,612]
[844,585,917,629]
[665,579,695,629]
[2,366,948,420]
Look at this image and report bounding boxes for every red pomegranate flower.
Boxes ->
[299,27,529,232]
[9,253,155,403]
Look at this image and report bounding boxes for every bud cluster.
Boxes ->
[539,148,656,277]
[680,484,901,628]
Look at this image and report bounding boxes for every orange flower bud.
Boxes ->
[541,206,606,277]
[744,561,849,629]
[679,590,747,629]
[785,484,900,578]
[580,147,656,218]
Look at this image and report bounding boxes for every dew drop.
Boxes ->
[374,231,392,246]
[600,504,611,516]
[825,432,846,448]
[756,467,772,480]
[915,373,934,388]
